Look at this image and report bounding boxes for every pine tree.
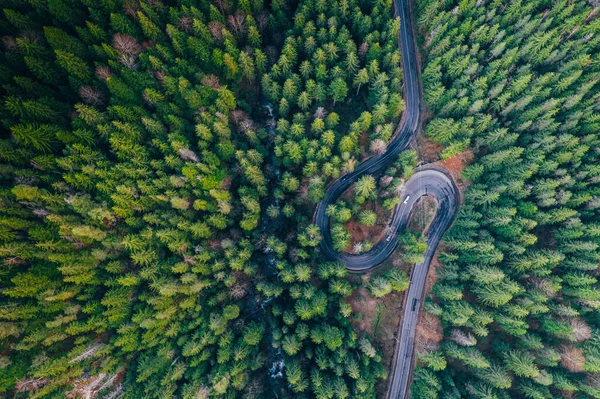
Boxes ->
[354,175,376,202]
[329,78,348,105]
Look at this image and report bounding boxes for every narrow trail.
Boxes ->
[314,0,460,397]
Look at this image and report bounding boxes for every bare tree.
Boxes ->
[370,139,387,155]
[288,247,299,263]
[95,66,114,80]
[103,385,124,399]
[69,343,104,364]
[177,16,193,32]
[4,256,24,265]
[228,11,247,40]
[298,183,310,201]
[244,378,265,399]
[230,282,249,299]
[178,148,199,162]
[359,42,369,59]
[450,329,477,346]
[195,386,211,399]
[256,12,269,33]
[559,345,585,372]
[569,318,592,342]
[343,158,356,173]
[230,110,255,135]
[123,0,140,19]
[22,30,43,43]
[588,373,600,390]
[265,45,278,64]
[209,239,223,251]
[394,180,406,196]
[214,0,231,14]
[112,33,142,57]
[529,277,558,298]
[154,70,165,83]
[230,110,246,125]
[119,54,139,70]
[208,21,225,42]
[380,175,394,187]
[201,74,221,90]
[353,242,364,254]
[314,106,327,119]
[16,378,49,393]
[79,86,104,105]
[67,372,121,399]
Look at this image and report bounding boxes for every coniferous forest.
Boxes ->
[0,0,599,398]
[412,1,600,398]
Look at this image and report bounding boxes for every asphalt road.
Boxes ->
[314,0,460,397]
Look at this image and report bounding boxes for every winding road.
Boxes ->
[314,0,460,397]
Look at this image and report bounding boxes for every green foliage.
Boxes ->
[7,0,600,397]
[369,268,409,298]
[398,231,427,264]
[414,0,600,396]
[0,0,282,396]
[354,175,376,203]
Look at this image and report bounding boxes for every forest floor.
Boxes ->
[414,130,442,163]
[415,134,473,188]
[339,182,392,252]
[345,251,410,398]
[436,150,473,186]
[415,247,444,352]
[343,200,389,252]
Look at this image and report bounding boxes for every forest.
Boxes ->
[412,0,600,398]
[0,0,599,398]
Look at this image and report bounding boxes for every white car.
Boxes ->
[386,234,392,242]
[403,196,411,204]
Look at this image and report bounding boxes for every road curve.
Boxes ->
[314,0,460,398]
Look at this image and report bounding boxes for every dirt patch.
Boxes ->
[414,133,442,164]
[415,311,443,354]
[355,253,410,397]
[414,119,474,188]
[347,241,440,397]
[359,130,370,156]
[343,201,390,252]
[424,250,441,294]
[348,282,382,336]
[415,249,443,354]
[344,218,387,252]
[435,149,474,183]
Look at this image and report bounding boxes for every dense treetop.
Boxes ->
[0,0,282,396]
[1,0,600,398]
[411,1,600,398]
[0,0,405,397]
